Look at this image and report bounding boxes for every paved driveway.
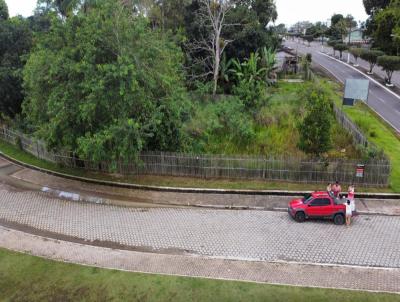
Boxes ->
[1,187,400,268]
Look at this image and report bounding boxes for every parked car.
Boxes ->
[288,191,346,225]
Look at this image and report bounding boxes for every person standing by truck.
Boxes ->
[332,181,342,198]
[348,185,356,214]
[345,199,352,226]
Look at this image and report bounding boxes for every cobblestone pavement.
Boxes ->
[1,226,400,293]
[1,187,400,268]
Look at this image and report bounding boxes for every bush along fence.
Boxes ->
[0,125,391,187]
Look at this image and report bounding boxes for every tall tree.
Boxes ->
[223,0,278,60]
[328,14,344,40]
[0,16,33,118]
[373,0,400,54]
[23,0,189,162]
[0,0,8,20]
[363,0,390,15]
[186,0,235,96]
[148,0,191,32]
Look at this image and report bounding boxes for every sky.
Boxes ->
[276,0,368,26]
[6,0,369,27]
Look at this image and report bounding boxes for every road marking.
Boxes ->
[314,52,400,133]
[369,91,387,104]
[315,63,344,84]
[319,51,400,101]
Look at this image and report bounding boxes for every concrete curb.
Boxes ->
[1,151,399,199]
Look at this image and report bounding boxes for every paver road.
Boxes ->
[1,187,400,268]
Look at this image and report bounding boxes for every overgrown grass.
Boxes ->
[322,79,400,192]
[1,80,397,192]
[1,248,399,302]
[185,82,359,158]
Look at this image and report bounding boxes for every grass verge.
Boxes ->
[1,248,399,302]
[0,138,392,193]
[322,79,400,192]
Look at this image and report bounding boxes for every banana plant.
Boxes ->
[260,46,277,85]
[219,53,233,84]
[230,52,267,84]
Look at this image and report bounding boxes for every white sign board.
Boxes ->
[344,79,369,101]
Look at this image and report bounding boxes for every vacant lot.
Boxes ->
[186,82,359,158]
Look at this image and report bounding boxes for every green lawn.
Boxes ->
[323,79,400,192]
[344,104,400,192]
[0,248,399,302]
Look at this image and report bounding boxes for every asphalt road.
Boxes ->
[284,40,400,133]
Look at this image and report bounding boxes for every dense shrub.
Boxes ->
[298,83,333,156]
[232,80,266,110]
[185,96,255,153]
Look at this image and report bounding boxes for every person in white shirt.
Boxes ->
[347,185,356,214]
[345,199,352,226]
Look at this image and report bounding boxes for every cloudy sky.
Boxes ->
[6,0,368,26]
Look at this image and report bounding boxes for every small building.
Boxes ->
[343,29,368,44]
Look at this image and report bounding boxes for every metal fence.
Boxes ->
[0,125,391,187]
[332,103,374,149]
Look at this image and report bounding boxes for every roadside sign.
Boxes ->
[343,98,355,106]
[343,79,370,106]
[356,164,365,178]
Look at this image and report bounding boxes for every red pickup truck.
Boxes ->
[288,191,346,225]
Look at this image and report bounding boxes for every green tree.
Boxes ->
[0,17,33,118]
[303,35,314,46]
[363,0,390,15]
[377,55,400,85]
[221,0,278,60]
[331,14,344,26]
[329,13,344,39]
[148,0,191,32]
[327,40,339,56]
[373,4,400,54]
[0,0,8,20]
[306,21,328,42]
[349,47,363,66]
[363,0,391,38]
[333,43,348,59]
[360,49,385,73]
[23,0,188,163]
[274,23,287,35]
[298,84,332,156]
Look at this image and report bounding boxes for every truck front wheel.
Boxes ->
[295,211,306,222]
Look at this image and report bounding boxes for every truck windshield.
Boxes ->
[302,196,313,204]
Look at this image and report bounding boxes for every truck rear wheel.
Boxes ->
[334,214,345,225]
